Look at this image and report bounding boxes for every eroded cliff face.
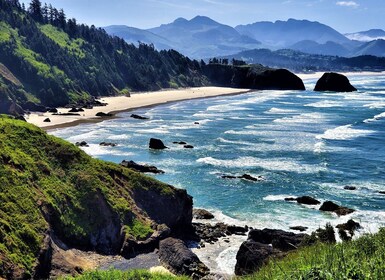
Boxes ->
[0,117,193,279]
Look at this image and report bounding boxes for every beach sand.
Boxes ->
[26,87,250,130]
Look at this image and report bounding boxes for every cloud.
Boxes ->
[336,1,359,8]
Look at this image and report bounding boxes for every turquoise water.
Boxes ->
[52,75,385,234]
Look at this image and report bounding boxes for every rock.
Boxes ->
[284,197,297,202]
[319,201,355,216]
[43,118,51,123]
[296,196,321,205]
[48,108,58,113]
[344,185,357,191]
[239,174,262,182]
[290,226,308,232]
[227,225,248,235]
[173,141,187,145]
[78,108,84,112]
[149,138,167,149]
[130,114,149,120]
[100,142,117,147]
[96,112,113,117]
[68,107,79,113]
[21,101,47,112]
[379,191,385,195]
[193,209,214,220]
[120,160,165,174]
[194,122,200,125]
[314,72,357,92]
[222,175,238,179]
[336,219,361,235]
[184,145,194,149]
[192,223,228,243]
[0,99,24,116]
[15,115,27,122]
[75,141,88,147]
[159,238,209,278]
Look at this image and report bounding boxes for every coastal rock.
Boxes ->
[192,222,248,244]
[222,174,263,182]
[43,118,51,123]
[290,226,308,232]
[319,201,355,216]
[100,142,117,147]
[75,141,89,147]
[149,138,167,149]
[193,209,214,220]
[22,101,47,112]
[344,185,357,191]
[130,114,149,120]
[68,107,80,113]
[15,115,27,122]
[314,72,357,92]
[48,108,58,113]
[184,145,194,149]
[120,160,165,174]
[159,238,209,279]
[379,191,385,195]
[173,141,187,145]
[96,112,113,117]
[0,99,24,116]
[285,196,320,205]
[336,219,361,241]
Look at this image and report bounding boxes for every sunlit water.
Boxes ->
[52,75,385,273]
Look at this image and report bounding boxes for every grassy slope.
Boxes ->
[0,116,180,278]
[243,228,385,280]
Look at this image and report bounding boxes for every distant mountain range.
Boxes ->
[103,17,385,59]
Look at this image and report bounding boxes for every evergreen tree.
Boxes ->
[28,0,43,21]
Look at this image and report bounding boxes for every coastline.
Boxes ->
[297,70,385,80]
[26,87,251,130]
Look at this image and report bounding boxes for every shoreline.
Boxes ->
[297,70,385,80]
[26,87,251,130]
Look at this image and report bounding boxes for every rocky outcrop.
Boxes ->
[193,209,214,220]
[235,228,308,275]
[191,222,248,244]
[159,238,209,279]
[314,72,357,92]
[21,101,47,112]
[43,118,51,123]
[120,160,165,174]
[75,141,89,147]
[319,201,355,216]
[222,174,264,182]
[130,114,149,120]
[95,112,113,117]
[337,219,361,241]
[290,226,308,232]
[149,138,167,149]
[100,142,117,147]
[285,196,320,205]
[184,145,194,149]
[344,185,357,191]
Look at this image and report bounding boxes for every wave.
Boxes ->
[273,112,325,124]
[263,195,292,201]
[265,107,297,114]
[305,100,343,108]
[316,124,375,140]
[363,112,385,123]
[363,102,385,109]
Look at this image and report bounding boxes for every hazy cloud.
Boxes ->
[336,1,359,8]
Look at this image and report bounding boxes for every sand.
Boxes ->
[26,87,250,130]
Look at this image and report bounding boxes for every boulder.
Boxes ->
[130,114,149,120]
[239,174,263,182]
[120,160,165,174]
[68,107,79,113]
[22,101,47,112]
[159,238,209,278]
[379,191,385,195]
[192,209,214,220]
[184,145,194,149]
[100,142,117,147]
[336,219,361,235]
[296,196,321,205]
[75,141,88,147]
[43,118,51,123]
[173,141,187,145]
[149,138,167,149]
[290,226,308,232]
[314,72,357,92]
[48,108,58,113]
[95,112,113,117]
[319,201,355,216]
[344,185,357,191]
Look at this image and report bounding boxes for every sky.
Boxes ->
[19,0,385,33]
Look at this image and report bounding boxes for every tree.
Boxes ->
[28,0,43,22]
[57,8,66,28]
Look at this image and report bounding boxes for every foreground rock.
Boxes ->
[96,112,113,117]
[149,138,167,149]
[319,201,355,216]
[130,114,149,120]
[75,141,88,147]
[285,196,320,205]
[314,72,357,92]
[235,228,308,275]
[100,142,117,147]
[120,160,165,174]
[192,222,248,244]
[159,238,209,279]
[337,219,361,241]
[222,174,264,182]
[192,209,214,220]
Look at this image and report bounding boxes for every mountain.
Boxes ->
[0,0,207,113]
[290,40,350,56]
[235,19,351,48]
[0,115,193,278]
[345,29,385,42]
[352,39,385,57]
[103,25,173,50]
[146,16,261,58]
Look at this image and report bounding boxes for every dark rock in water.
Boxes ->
[314,72,357,92]
[159,238,209,278]
[69,107,79,113]
[193,209,214,220]
[222,175,238,179]
[100,142,117,147]
[184,145,194,149]
[319,201,355,216]
[227,225,248,235]
[239,174,262,182]
[284,197,297,202]
[379,191,385,195]
[120,160,165,174]
[194,122,200,125]
[48,108,58,113]
[75,141,88,147]
[290,226,308,232]
[96,112,113,117]
[296,196,321,205]
[173,141,187,145]
[22,101,47,112]
[191,222,248,244]
[344,185,357,191]
[149,138,167,149]
[235,241,278,276]
[78,108,84,112]
[43,118,51,123]
[130,114,149,120]
[337,219,361,235]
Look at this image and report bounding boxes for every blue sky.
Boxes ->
[20,0,385,33]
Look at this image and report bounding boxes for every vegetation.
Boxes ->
[0,0,208,109]
[242,228,385,280]
[62,269,189,280]
[0,116,184,278]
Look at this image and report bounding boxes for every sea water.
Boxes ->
[52,75,385,273]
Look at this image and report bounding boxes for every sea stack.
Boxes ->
[314,72,357,92]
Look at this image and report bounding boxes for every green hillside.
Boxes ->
[0,115,192,279]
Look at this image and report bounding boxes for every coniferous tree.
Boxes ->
[28,0,43,21]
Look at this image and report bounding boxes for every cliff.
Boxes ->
[0,116,192,279]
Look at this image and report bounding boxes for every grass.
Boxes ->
[62,269,189,280]
[242,228,385,280]
[124,219,154,240]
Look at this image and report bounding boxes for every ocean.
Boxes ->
[51,75,385,274]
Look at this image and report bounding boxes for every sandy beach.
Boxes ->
[26,87,250,130]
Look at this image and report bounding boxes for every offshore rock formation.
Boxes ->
[314,72,357,92]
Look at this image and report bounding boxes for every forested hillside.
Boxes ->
[0,0,207,109]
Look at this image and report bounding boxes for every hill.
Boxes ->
[0,0,207,112]
[146,16,261,58]
[345,29,385,42]
[353,39,385,57]
[0,115,193,279]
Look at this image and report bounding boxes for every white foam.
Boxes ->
[107,134,130,140]
[265,107,297,114]
[305,100,343,108]
[316,124,375,140]
[364,102,385,109]
[80,144,134,157]
[197,156,326,174]
[207,104,250,112]
[274,112,325,124]
[263,195,292,201]
[363,112,385,123]
[135,127,170,134]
